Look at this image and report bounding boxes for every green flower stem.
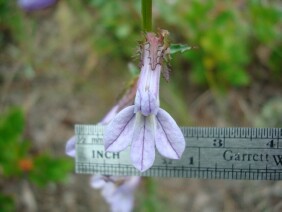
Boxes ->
[142,0,152,32]
[143,177,159,211]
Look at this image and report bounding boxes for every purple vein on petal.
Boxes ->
[104,105,136,152]
[148,92,151,114]
[131,114,155,172]
[106,114,135,150]
[156,115,180,158]
[141,122,146,171]
[139,90,142,112]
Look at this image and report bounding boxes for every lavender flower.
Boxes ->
[18,0,57,11]
[104,31,185,172]
[91,176,140,212]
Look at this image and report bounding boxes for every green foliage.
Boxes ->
[155,0,282,92]
[82,0,140,59]
[3,0,280,92]
[247,1,282,77]
[183,0,250,89]
[29,154,73,187]
[248,0,281,44]
[0,0,24,46]
[0,194,15,212]
[0,108,26,176]
[0,108,72,208]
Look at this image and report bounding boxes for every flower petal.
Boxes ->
[104,106,135,152]
[90,175,107,189]
[18,0,57,11]
[109,177,140,212]
[109,190,134,212]
[130,113,156,172]
[120,177,141,193]
[101,183,116,203]
[65,136,76,157]
[155,108,185,159]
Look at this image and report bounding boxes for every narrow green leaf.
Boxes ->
[170,44,192,55]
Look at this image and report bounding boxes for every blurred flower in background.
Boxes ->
[65,81,140,212]
[65,135,76,157]
[65,135,141,212]
[18,0,57,11]
[91,176,140,212]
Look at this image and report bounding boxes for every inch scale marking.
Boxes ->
[75,125,282,180]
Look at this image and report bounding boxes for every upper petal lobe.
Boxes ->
[104,106,135,152]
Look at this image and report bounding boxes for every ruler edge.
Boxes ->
[75,124,282,135]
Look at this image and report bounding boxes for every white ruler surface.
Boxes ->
[75,125,282,180]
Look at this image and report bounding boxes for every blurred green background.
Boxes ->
[0,0,282,211]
